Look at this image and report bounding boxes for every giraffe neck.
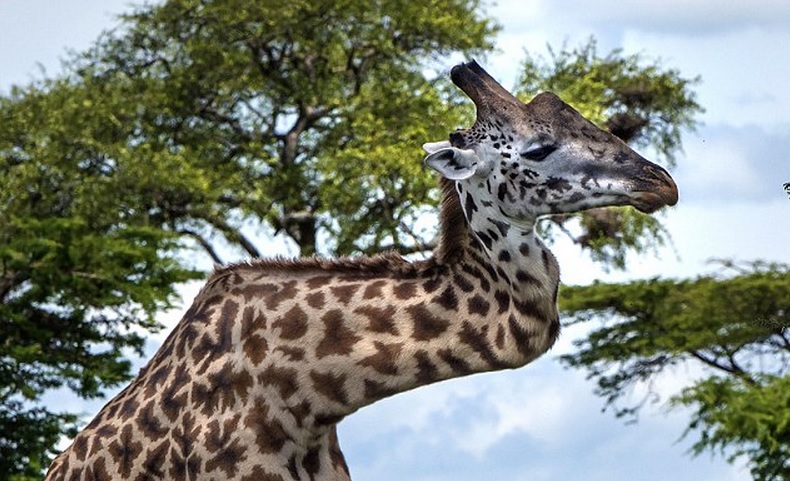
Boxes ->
[452,178,561,326]
[223,179,563,429]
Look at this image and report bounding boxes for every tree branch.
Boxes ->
[200,213,262,259]
[176,228,223,265]
[688,349,756,385]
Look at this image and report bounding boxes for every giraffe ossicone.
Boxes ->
[45,61,678,481]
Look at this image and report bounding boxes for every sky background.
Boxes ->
[2,1,789,480]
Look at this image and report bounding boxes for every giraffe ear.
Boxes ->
[424,147,480,180]
[422,140,452,153]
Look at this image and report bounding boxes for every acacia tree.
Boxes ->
[559,261,790,480]
[67,0,497,259]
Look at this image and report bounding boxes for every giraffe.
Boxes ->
[45,61,678,481]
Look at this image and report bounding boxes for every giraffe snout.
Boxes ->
[629,162,679,213]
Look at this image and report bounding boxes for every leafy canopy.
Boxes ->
[0,80,201,479]
[68,0,496,258]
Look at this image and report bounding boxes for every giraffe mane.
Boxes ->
[213,251,422,278]
[434,177,470,264]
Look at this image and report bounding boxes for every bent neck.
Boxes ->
[221,179,562,443]
[444,178,560,313]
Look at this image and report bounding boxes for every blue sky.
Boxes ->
[2,1,789,480]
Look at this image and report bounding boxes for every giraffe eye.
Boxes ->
[520,145,557,161]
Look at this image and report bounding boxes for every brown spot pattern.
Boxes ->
[437,348,472,374]
[330,284,360,305]
[242,467,285,481]
[355,305,399,335]
[408,304,450,341]
[107,425,142,479]
[495,324,506,349]
[192,362,253,415]
[143,363,172,398]
[245,400,289,454]
[272,305,308,340]
[140,441,168,480]
[241,306,268,366]
[494,290,510,314]
[434,286,459,311]
[305,275,333,289]
[303,447,321,479]
[364,379,398,399]
[363,279,387,299]
[310,370,349,405]
[161,370,188,423]
[393,281,418,299]
[137,401,167,440]
[316,310,361,359]
[508,314,533,357]
[232,283,278,302]
[422,275,443,294]
[259,365,299,399]
[86,458,111,481]
[264,280,298,310]
[306,291,326,309]
[452,273,475,293]
[515,269,541,287]
[467,295,491,316]
[358,341,402,375]
[414,350,438,384]
[193,300,239,374]
[274,345,306,361]
[205,417,246,478]
[459,321,506,368]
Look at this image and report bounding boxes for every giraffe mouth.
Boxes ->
[629,185,679,213]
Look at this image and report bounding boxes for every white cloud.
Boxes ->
[676,124,790,204]
[622,27,790,129]
[493,0,790,36]
[680,134,763,201]
[453,369,577,456]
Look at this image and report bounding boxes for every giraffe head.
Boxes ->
[424,61,678,222]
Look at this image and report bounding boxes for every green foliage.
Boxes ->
[0,80,202,479]
[518,38,702,269]
[0,403,77,481]
[67,0,497,257]
[316,73,471,254]
[559,261,790,479]
[674,375,790,481]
